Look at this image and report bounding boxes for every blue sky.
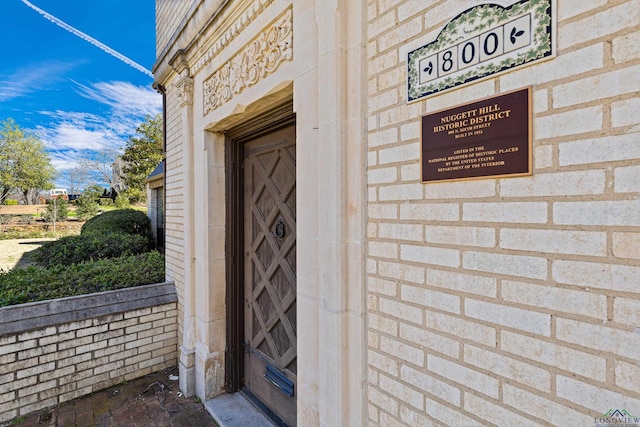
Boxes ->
[0,0,161,189]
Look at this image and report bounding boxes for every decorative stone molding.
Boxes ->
[176,76,195,106]
[203,8,293,115]
[170,49,190,77]
[192,0,277,76]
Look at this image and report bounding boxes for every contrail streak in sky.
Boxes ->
[20,0,154,78]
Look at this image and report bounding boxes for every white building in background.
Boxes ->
[154,0,640,425]
[145,160,165,251]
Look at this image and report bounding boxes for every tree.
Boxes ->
[74,192,99,220]
[82,184,107,202]
[65,165,92,195]
[0,119,56,204]
[44,198,69,223]
[121,114,163,203]
[79,148,121,193]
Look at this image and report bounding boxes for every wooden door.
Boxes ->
[244,125,296,426]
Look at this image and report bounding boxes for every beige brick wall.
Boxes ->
[163,85,185,346]
[0,303,177,423]
[155,0,194,56]
[366,0,640,425]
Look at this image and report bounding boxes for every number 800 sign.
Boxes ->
[407,0,554,102]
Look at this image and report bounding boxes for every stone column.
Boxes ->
[191,127,226,400]
[296,0,367,424]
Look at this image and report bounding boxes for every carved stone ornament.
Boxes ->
[193,0,277,75]
[175,76,194,106]
[203,8,293,115]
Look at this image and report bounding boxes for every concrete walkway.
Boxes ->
[0,238,55,271]
[6,368,217,427]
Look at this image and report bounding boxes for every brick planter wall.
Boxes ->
[0,283,178,423]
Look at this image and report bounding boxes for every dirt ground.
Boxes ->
[0,204,48,215]
[0,238,55,271]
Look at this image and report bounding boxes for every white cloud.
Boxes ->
[0,61,75,102]
[39,110,103,125]
[31,80,162,189]
[75,80,161,119]
[38,80,161,151]
[41,123,119,151]
[50,150,85,172]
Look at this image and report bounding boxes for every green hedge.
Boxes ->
[0,251,165,307]
[33,231,153,268]
[0,207,164,308]
[82,209,153,243]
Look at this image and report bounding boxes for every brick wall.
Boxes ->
[0,284,178,423]
[155,0,193,56]
[366,0,640,425]
[164,81,185,347]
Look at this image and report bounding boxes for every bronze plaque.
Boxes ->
[422,88,531,182]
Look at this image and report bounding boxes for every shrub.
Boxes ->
[74,195,100,220]
[2,199,18,205]
[123,187,146,204]
[114,194,130,209]
[33,231,153,268]
[98,197,113,206]
[0,230,68,240]
[18,215,33,224]
[0,251,165,307]
[0,215,33,226]
[83,185,105,202]
[43,199,69,222]
[81,209,153,244]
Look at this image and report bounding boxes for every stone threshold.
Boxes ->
[204,393,278,427]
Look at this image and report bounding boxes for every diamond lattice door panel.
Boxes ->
[244,125,296,426]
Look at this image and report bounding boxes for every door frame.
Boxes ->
[225,102,296,393]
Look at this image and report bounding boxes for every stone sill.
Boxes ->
[0,282,177,336]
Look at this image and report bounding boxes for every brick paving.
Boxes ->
[8,368,217,427]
